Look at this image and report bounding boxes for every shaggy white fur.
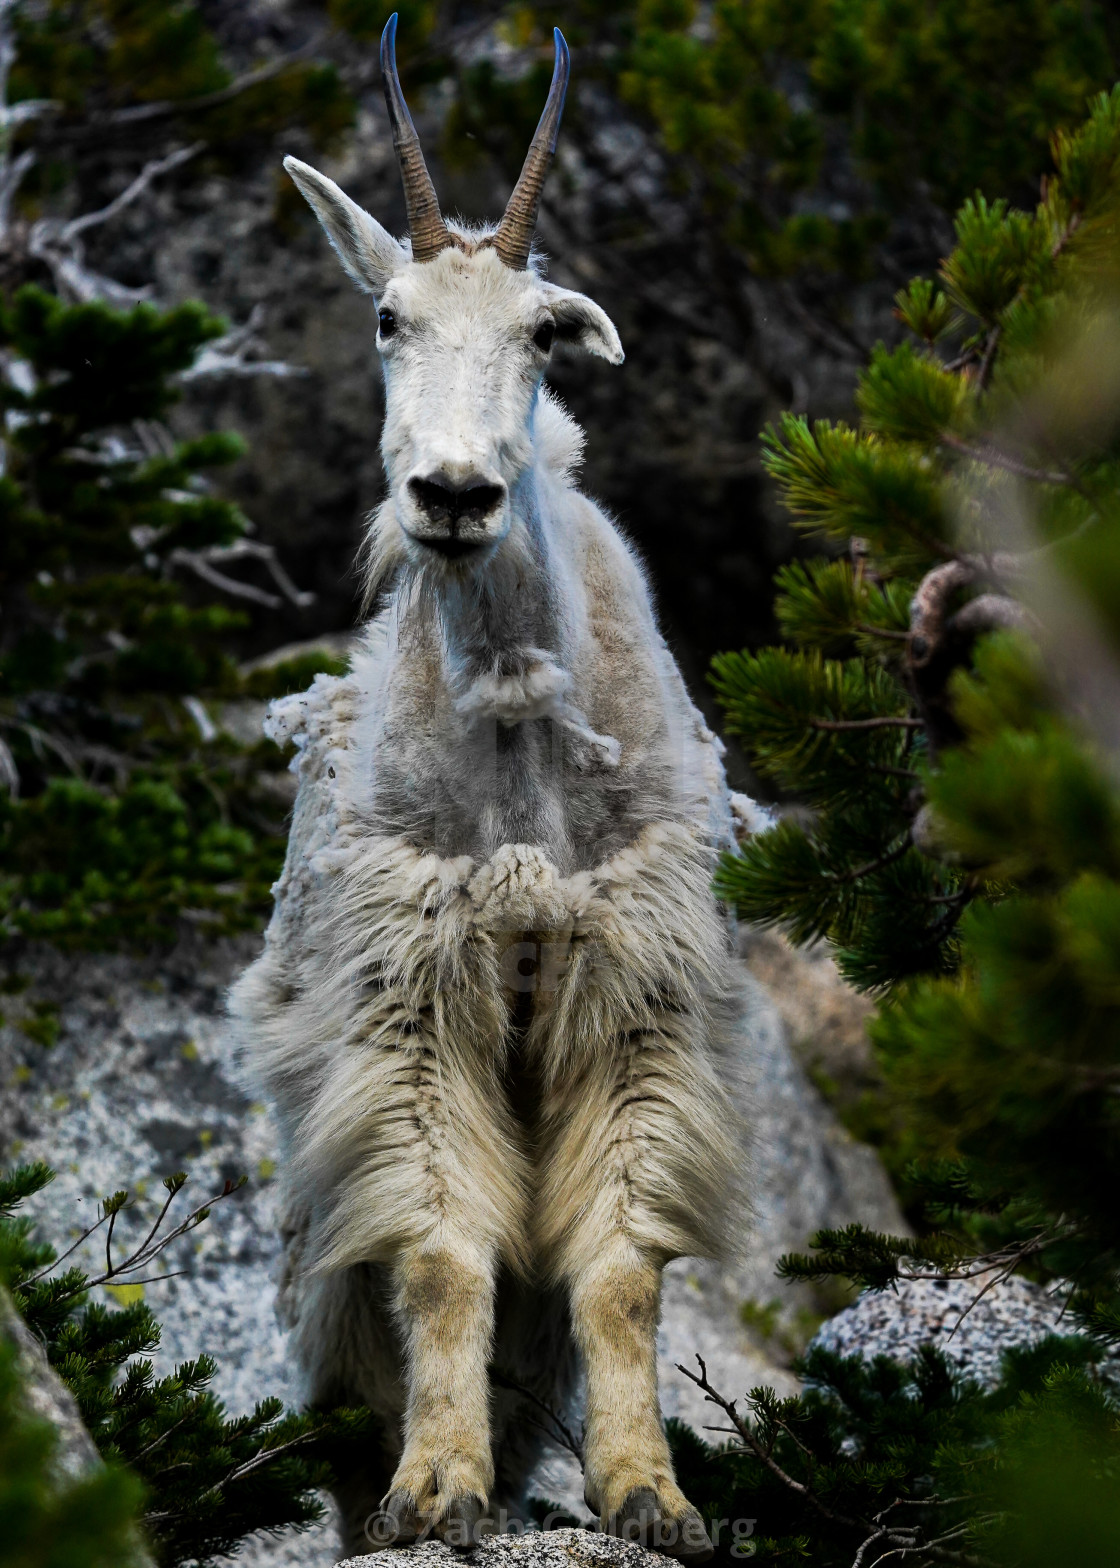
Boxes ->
[231,143,765,1563]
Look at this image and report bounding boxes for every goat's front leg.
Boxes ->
[383,1240,496,1547]
[571,1243,711,1561]
[538,1004,729,1562]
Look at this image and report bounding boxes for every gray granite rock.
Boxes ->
[0,935,903,1565]
[337,1529,669,1568]
[810,1275,1119,1390]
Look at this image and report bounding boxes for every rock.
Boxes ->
[0,933,904,1565]
[337,1529,669,1568]
[739,928,876,1097]
[810,1275,1120,1390]
[0,1286,104,1484]
[0,1287,156,1567]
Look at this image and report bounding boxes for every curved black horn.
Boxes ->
[380,12,452,264]
[493,28,570,271]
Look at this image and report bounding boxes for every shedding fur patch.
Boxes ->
[454,650,620,768]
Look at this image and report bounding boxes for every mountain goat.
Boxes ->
[232,15,758,1560]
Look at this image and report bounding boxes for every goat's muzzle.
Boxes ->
[405,474,507,557]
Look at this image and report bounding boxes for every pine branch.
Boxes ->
[676,1356,864,1531]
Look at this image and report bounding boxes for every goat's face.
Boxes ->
[283,20,621,570]
[380,242,621,562]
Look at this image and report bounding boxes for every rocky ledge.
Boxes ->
[338,1529,695,1568]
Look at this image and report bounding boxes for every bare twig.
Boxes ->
[0,718,82,777]
[856,622,912,642]
[830,832,913,884]
[28,144,203,303]
[491,1368,585,1464]
[179,304,306,382]
[852,1526,892,1567]
[28,1175,246,1296]
[168,541,315,610]
[810,715,923,732]
[940,432,1070,486]
[0,734,17,797]
[0,145,34,236]
[64,144,204,242]
[142,1429,325,1524]
[82,36,327,132]
[974,326,1001,394]
[679,1356,992,1568]
[0,1,57,239]
[676,1356,863,1530]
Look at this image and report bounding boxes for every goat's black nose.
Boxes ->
[408,476,505,548]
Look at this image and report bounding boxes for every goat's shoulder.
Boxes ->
[558,486,658,645]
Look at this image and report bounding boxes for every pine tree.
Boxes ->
[668,79,1120,1568]
[0,284,328,945]
[0,0,370,949]
[510,0,1120,279]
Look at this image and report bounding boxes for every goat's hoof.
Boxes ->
[379,1488,487,1551]
[608,1487,714,1563]
[440,1494,487,1549]
[381,1489,422,1546]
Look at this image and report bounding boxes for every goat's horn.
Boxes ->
[380,12,452,264]
[493,28,570,271]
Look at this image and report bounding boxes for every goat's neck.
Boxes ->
[428,471,576,725]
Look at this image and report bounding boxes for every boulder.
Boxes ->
[810,1274,1120,1391]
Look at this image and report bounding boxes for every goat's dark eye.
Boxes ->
[378,308,397,339]
[533,320,555,353]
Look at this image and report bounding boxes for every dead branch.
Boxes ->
[0,734,17,797]
[168,541,315,611]
[27,1173,246,1297]
[908,561,979,667]
[0,0,58,239]
[0,145,34,235]
[948,594,1033,640]
[491,1368,585,1465]
[830,832,913,883]
[678,1356,992,1568]
[28,144,203,303]
[76,35,328,133]
[179,303,307,382]
[675,1355,864,1531]
[809,716,923,732]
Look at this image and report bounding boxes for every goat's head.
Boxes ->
[284,14,622,569]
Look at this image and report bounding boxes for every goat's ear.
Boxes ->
[543,286,624,364]
[284,156,405,296]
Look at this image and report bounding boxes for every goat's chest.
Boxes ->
[369,709,625,869]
